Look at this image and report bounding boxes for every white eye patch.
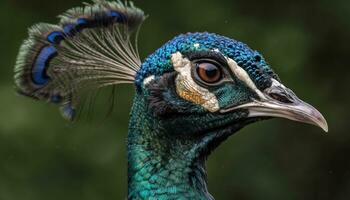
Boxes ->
[171,52,219,112]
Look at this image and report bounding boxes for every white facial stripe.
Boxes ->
[269,78,286,89]
[220,78,284,113]
[226,58,266,100]
[171,52,219,112]
[143,75,155,85]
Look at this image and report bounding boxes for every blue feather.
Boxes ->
[32,46,57,85]
[47,31,65,44]
[63,24,76,36]
[76,18,89,30]
[108,11,124,23]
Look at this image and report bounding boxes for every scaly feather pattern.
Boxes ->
[14,0,145,120]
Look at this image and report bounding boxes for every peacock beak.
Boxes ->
[220,79,328,132]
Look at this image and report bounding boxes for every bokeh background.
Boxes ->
[1,0,349,199]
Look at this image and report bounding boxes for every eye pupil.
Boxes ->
[205,66,217,78]
[196,62,222,84]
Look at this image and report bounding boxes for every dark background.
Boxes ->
[1,0,349,199]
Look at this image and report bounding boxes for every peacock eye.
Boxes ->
[195,62,222,84]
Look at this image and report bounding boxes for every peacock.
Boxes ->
[14,0,328,199]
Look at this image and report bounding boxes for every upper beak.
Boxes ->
[220,79,328,132]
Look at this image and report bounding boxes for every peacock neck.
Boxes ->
[127,94,214,200]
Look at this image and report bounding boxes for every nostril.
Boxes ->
[269,93,294,104]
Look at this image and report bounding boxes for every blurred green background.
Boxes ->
[1,0,349,199]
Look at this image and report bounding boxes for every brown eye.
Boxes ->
[196,62,222,84]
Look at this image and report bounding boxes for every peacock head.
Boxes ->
[133,32,327,153]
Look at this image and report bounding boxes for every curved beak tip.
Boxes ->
[297,106,329,133]
[306,106,328,133]
[315,114,329,133]
[322,124,329,133]
[315,119,328,133]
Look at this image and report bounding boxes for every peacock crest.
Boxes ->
[15,0,145,120]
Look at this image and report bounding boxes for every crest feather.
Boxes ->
[14,0,146,120]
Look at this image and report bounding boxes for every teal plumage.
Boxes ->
[14,1,328,199]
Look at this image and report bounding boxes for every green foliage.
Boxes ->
[0,0,349,199]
